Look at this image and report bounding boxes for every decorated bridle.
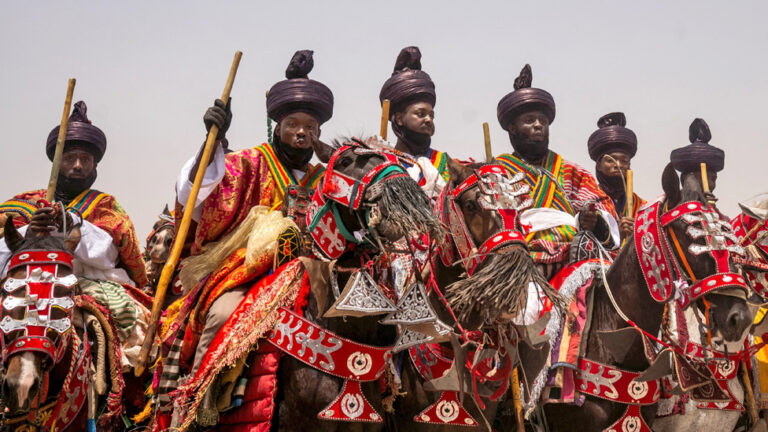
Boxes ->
[436,164,531,276]
[1,250,77,364]
[635,200,748,309]
[0,247,91,432]
[307,142,411,260]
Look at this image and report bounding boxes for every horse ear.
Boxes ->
[447,157,473,184]
[4,216,24,253]
[162,204,171,216]
[662,163,682,208]
[63,226,81,252]
[310,134,335,164]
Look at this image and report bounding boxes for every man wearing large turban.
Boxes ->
[670,118,723,200]
[158,51,334,428]
[0,101,147,287]
[494,65,619,278]
[588,112,646,240]
[379,46,449,197]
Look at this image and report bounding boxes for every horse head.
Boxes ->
[660,163,751,343]
[309,136,445,260]
[1,216,80,414]
[438,158,557,332]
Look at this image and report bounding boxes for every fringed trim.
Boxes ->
[75,295,126,426]
[174,260,306,431]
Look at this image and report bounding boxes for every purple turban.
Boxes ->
[670,118,725,173]
[497,64,556,131]
[587,112,638,161]
[379,46,436,113]
[266,50,334,124]
[46,101,107,162]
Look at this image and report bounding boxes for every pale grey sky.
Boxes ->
[1,1,767,241]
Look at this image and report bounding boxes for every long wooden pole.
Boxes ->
[135,51,243,376]
[625,170,634,218]
[45,78,77,202]
[700,162,716,206]
[510,368,525,432]
[483,122,492,162]
[380,99,390,141]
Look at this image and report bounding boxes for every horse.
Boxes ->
[167,137,446,431]
[541,163,753,431]
[392,158,563,431]
[1,215,127,431]
[143,205,174,295]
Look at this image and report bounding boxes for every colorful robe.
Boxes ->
[496,151,617,263]
[0,189,148,287]
[604,191,646,222]
[177,143,325,257]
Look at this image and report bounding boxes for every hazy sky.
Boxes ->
[1,1,767,242]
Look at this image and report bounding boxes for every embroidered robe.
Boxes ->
[495,150,617,263]
[0,189,148,286]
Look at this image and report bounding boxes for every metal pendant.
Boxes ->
[324,270,397,318]
[381,282,439,326]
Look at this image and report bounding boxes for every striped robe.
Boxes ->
[496,150,617,264]
[0,188,148,287]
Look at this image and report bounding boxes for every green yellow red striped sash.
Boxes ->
[496,152,577,243]
[68,189,108,219]
[256,143,325,200]
[428,149,451,183]
[496,151,574,215]
[0,199,38,222]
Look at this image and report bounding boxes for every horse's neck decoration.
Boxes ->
[634,200,747,308]
[1,250,77,363]
[307,143,409,260]
[436,164,531,275]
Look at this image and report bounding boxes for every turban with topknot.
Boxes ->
[266,50,334,124]
[379,46,436,113]
[587,112,638,161]
[46,101,107,162]
[670,118,725,173]
[497,64,556,131]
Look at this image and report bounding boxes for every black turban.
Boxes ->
[497,64,556,131]
[587,112,638,161]
[670,118,725,173]
[266,50,334,124]
[46,101,107,162]
[379,46,436,113]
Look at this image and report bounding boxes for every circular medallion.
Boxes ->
[341,393,364,419]
[622,415,642,432]
[436,399,460,423]
[627,380,649,400]
[347,351,373,376]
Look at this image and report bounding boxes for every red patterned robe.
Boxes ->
[496,150,618,264]
[0,189,148,287]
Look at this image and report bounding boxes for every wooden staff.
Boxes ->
[625,170,634,218]
[700,162,716,206]
[380,99,390,141]
[135,51,243,376]
[483,122,492,162]
[510,368,525,432]
[45,78,76,202]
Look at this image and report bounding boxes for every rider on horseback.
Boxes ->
[0,101,148,288]
[588,112,647,242]
[494,64,620,280]
[0,101,151,371]
[171,49,334,377]
[379,46,450,198]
